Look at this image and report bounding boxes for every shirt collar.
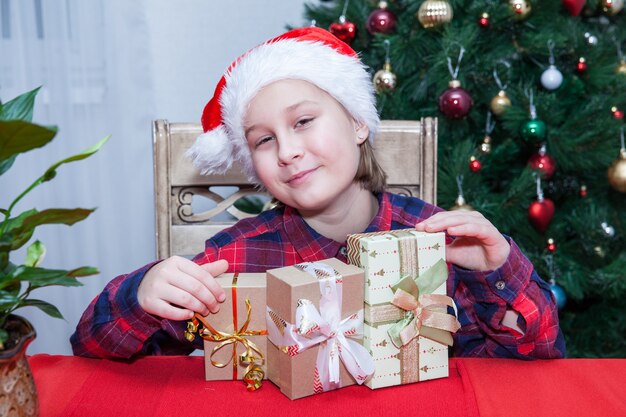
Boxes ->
[283,192,393,262]
[365,191,392,232]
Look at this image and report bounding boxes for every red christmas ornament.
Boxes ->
[367,1,397,34]
[576,57,587,73]
[547,238,557,253]
[562,0,586,16]
[579,184,588,197]
[528,144,556,179]
[469,156,481,172]
[478,12,490,27]
[528,197,555,233]
[612,106,625,120]
[439,80,473,119]
[329,17,357,44]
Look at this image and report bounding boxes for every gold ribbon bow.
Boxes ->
[387,259,461,349]
[185,298,268,391]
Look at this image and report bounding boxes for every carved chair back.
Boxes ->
[152,118,438,259]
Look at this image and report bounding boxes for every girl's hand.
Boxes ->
[415,211,510,272]
[138,257,229,320]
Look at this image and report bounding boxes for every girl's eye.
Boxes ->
[296,117,313,128]
[255,136,274,148]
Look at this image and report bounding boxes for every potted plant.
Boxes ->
[0,88,108,415]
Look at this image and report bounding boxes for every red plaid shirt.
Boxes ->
[71,192,565,359]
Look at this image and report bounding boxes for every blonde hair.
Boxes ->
[354,140,387,193]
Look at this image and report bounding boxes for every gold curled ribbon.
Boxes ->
[185,297,268,391]
[387,259,461,349]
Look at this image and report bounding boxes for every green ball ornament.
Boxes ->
[521,119,547,143]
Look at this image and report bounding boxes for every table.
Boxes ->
[29,355,626,417]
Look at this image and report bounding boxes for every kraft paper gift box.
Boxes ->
[265,258,375,400]
[346,230,461,389]
[184,273,268,391]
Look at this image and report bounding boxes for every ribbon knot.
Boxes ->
[185,298,268,391]
[387,259,461,349]
[412,306,423,330]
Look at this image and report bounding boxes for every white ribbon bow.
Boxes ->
[266,262,374,392]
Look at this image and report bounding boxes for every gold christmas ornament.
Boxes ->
[490,90,511,116]
[594,246,606,258]
[617,59,626,75]
[607,148,626,193]
[417,0,453,29]
[600,0,624,15]
[509,0,532,20]
[450,194,473,211]
[373,62,397,92]
[480,135,492,153]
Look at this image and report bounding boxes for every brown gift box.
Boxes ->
[266,258,365,400]
[196,273,267,383]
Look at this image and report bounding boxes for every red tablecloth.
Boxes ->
[29,355,626,417]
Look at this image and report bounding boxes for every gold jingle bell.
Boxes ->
[607,148,626,193]
[509,0,532,20]
[480,135,492,154]
[374,62,397,92]
[417,0,453,29]
[450,194,473,211]
[601,0,624,15]
[490,90,511,116]
[617,59,626,75]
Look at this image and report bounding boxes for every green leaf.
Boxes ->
[0,280,20,297]
[41,135,110,183]
[4,208,94,251]
[0,233,11,252]
[0,328,8,347]
[24,240,46,267]
[0,155,16,176]
[1,209,38,250]
[0,120,58,161]
[67,266,99,277]
[0,291,20,307]
[0,252,7,272]
[233,195,265,215]
[20,299,64,319]
[22,208,95,228]
[6,266,86,290]
[0,290,20,317]
[0,261,16,285]
[0,87,40,122]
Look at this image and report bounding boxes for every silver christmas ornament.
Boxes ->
[601,221,616,237]
[541,65,563,90]
[584,32,598,46]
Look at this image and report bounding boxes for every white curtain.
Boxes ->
[0,0,310,354]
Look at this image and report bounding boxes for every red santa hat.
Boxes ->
[187,26,380,184]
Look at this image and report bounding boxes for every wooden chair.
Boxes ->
[152,118,438,259]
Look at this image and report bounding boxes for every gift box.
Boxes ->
[265,258,375,400]
[184,273,267,391]
[346,230,460,389]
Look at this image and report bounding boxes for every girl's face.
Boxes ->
[244,79,369,215]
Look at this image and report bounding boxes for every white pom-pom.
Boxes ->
[185,125,234,175]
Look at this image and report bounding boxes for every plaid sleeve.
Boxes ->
[70,261,197,358]
[451,237,566,359]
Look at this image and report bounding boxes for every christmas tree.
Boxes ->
[301,0,626,357]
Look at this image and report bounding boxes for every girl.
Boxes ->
[72,27,565,360]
